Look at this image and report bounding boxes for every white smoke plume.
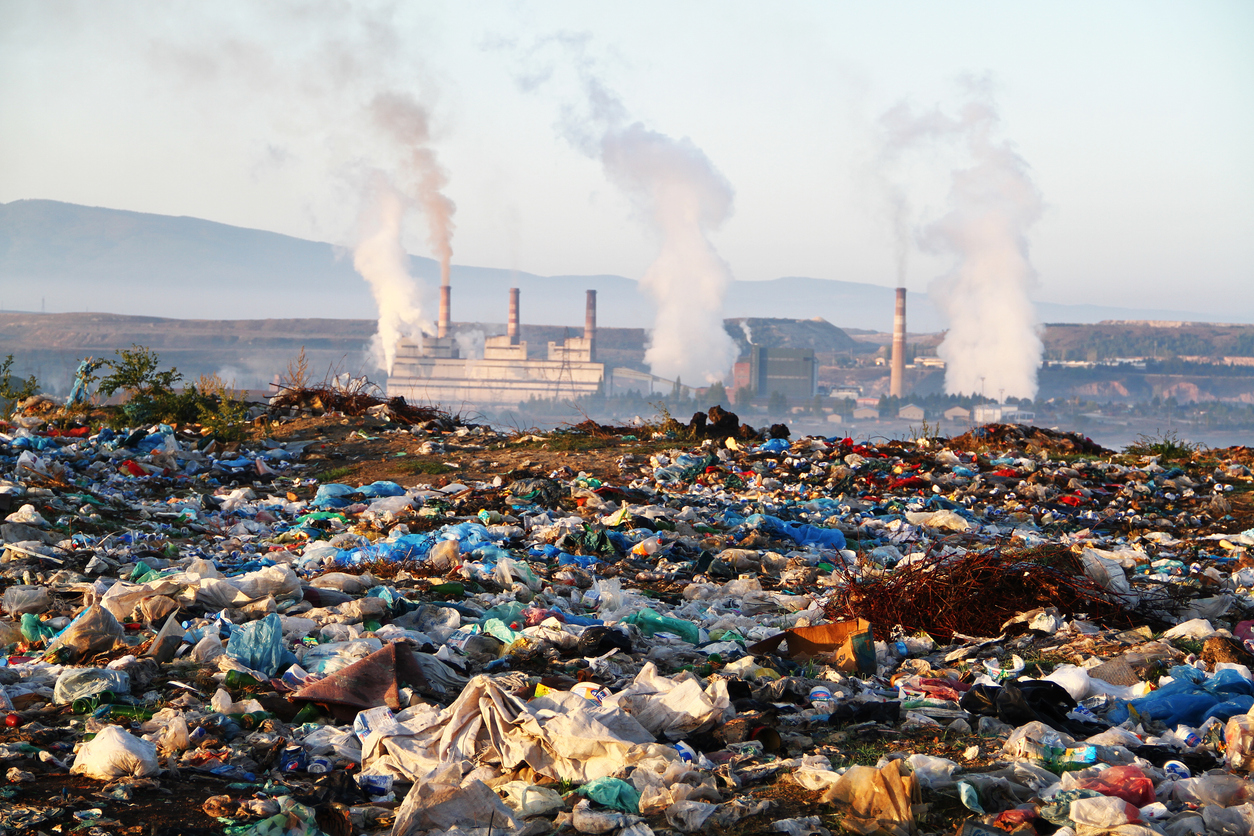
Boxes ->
[599,123,739,385]
[368,91,456,290]
[354,177,430,374]
[521,36,738,385]
[351,90,459,373]
[143,6,456,374]
[880,87,1044,400]
[454,329,485,361]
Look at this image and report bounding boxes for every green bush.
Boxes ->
[0,355,39,414]
[195,374,249,442]
[98,345,200,425]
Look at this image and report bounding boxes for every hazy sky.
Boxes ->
[2,1,1251,317]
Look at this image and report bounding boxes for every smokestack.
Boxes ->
[438,285,451,339]
[585,290,597,361]
[890,287,906,397]
[508,287,520,345]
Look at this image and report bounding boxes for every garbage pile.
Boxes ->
[1,402,1254,836]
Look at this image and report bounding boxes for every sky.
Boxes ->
[1,1,1252,318]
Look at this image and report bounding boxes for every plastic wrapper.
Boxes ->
[497,781,565,817]
[576,776,642,813]
[45,604,125,662]
[53,667,130,705]
[1225,714,1254,772]
[70,725,159,779]
[224,612,296,677]
[1074,764,1155,806]
[2,584,49,615]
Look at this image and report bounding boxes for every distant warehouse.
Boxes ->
[735,346,817,399]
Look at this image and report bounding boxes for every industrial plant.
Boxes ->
[383,274,917,410]
[386,288,605,408]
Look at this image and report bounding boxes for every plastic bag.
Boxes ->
[1068,795,1139,829]
[191,633,224,663]
[0,619,22,647]
[20,612,55,642]
[225,613,295,677]
[497,781,565,817]
[576,776,642,813]
[302,726,363,760]
[621,608,700,644]
[54,668,130,705]
[45,604,125,662]
[228,564,302,603]
[1074,764,1155,806]
[1226,714,1254,771]
[157,711,189,752]
[1172,773,1254,807]
[2,584,50,615]
[905,754,959,790]
[70,725,159,779]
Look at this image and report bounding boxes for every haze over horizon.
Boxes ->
[2,1,1250,325]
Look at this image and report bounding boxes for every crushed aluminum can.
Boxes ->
[279,744,306,772]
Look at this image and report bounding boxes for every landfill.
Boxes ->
[2,394,1254,836]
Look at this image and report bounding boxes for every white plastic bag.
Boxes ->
[70,725,159,779]
[497,781,565,817]
[53,668,130,705]
[2,585,50,615]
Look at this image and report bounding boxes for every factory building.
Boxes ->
[387,289,605,409]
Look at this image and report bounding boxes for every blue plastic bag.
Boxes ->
[358,480,407,498]
[746,513,847,550]
[312,483,356,509]
[225,613,295,677]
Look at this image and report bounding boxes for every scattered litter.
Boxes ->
[1,402,1253,834]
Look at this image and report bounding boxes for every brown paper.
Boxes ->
[748,619,875,672]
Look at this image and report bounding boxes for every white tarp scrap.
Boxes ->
[601,662,732,740]
[359,674,674,784]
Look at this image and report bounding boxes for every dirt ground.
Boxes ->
[265,414,668,488]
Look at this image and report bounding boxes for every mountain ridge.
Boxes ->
[2,198,1242,331]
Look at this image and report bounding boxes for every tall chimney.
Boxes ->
[508,287,520,345]
[438,286,451,339]
[584,289,597,362]
[890,287,906,398]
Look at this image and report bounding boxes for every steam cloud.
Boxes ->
[368,92,456,291]
[600,124,739,385]
[146,6,455,375]
[530,39,738,385]
[880,87,1044,400]
[354,91,458,372]
[354,178,430,374]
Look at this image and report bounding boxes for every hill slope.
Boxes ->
[2,199,1243,331]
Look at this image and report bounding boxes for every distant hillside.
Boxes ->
[724,317,869,356]
[0,311,869,394]
[2,199,1244,332]
[1043,322,1254,362]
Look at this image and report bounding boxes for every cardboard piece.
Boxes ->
[293,642,429,721]
[748,619,876,673]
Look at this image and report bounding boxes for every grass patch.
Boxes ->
[1171,637,1204,655]
[1124,430,1204,461]
[1020,650,1070,677]
[827,734,900,769]
[320,465,354,481]
[401,460,457,476]
[519,434,621,452]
